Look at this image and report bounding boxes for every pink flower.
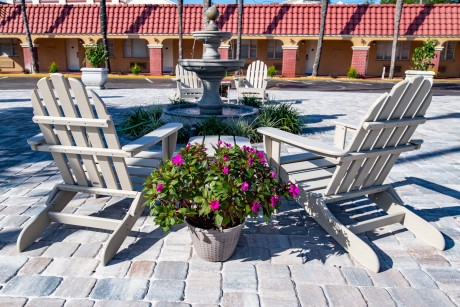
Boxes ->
[289,184,300,198]
[223,156,229,161]
[209,200,220,210]
[251,202,261,213]
[217,140,223,146]
[156,184,164,192]
[248,158,254,167]
[241,182,249,191]
[270,194,280,207]
[257,151,265,159]
[172,154,184,166]
[270,171,276,178]
[223,166,229,174]
[187,143,191,148]
[225,142,232,148]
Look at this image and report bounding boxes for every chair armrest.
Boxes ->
[172,78,180,82]
[409,139,423,149]
[27,133,46,150]
[333,121,358,149]
[334,121,358,131]
[257,127,347,158]
[122,123,183,157]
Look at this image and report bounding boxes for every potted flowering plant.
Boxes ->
[81,43,110,89]
[144,142,298,261]
[405,39,439,84]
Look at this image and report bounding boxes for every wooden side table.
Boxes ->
[188,135,251,157]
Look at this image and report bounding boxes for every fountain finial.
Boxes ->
[205,5,219,31]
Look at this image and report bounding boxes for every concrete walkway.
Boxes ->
[0,86,459,306]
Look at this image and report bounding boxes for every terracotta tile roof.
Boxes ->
[0,3,458,36]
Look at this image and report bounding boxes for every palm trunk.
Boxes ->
[389,0,403,79]
[100,0,111,72]
[312,0,328,77]
[236,0,243,60]
[203,0,211,30]
[20,0,39,73]
[178,0,183,61]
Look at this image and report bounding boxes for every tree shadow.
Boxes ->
[126,6,158,34]
[404,4,435,36]
[340,4,369,35]
[217,4,236,29]
[46,5,73,34]
[263,5,291,35]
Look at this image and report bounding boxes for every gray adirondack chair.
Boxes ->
[172,64,203,101]
[17,74,183,265]
[258,76,445,272]
[235,60,269,102]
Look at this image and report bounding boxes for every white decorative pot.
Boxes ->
[404,70,435,84]
[81,68,109,89]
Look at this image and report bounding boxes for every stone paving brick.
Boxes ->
[185,271,221,304]
[256,264,290,279]
[42,242,80,258]
[368,269,410,288]
[324,285,367,307]
[93,259,131,278]
[1,275,62,296]
[158,244,192,262]
[228,246,271,263]
[221,292,260,307]
[0,255,28,283]
[42,258,99,277]
[270,248,304,265]
[163,229,192,245]
[153,261,188,280]
[154,303,190,307]
[0,296,28,307]
[126,238,163,261]
[18,257,52,275]
[90,278,149,301]
[295,284,328,306]
[424,267,460,290]
[145,280,185,302]
[406,245,451,267]
[259,279,298,307]
[63,229,110,244]
[290,264,346,286]
[399,268,437,288]
[25,297,65,307]
[127,260,156,279]
[72,243,101,258]
[358,287,396,307]
[239,234,290,249]
[64,299,95,307]
[188,254,222,272]
[222,263,257,293]
[53,277,97,298]
[0,205,30,216]
[93,301,150,307]
[0,215,29,228]
[341,267,373,287]
[388,288,456,307]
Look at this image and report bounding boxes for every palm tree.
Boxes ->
[100,0,111,72]
[178,0,183,61]
[312,0,328,77]
[20,0,39,73]
[236,0,243,60]
[389,0,403,79]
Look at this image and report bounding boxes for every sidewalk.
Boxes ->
[0,87,459,306]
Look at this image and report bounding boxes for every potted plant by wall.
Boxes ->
[144,142,298,262]
[81,44,109,89]
[405,39,439,84]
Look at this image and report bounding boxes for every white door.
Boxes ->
[162,40,173,74]
[305,41,315,75]
[66,39,80,71]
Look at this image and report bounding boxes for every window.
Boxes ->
[0,39,18,57]
[441,42,455,61]
[123,39,148,58]
[376,41,410,60]
[267,40,283,59]
[230,40,257,59]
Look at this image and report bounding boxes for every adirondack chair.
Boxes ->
[235,60,269,102]
[258,76,445,272]
[17,74,183,265]
[172,64,203,101]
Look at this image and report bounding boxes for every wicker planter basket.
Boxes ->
[185,218,245,262]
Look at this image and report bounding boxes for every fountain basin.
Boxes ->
[162,104,259,126]
[180,59,245,74]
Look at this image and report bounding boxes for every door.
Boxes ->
[66,39,80,71]
[305,41,315,75]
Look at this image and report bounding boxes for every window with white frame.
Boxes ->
[376,41,410,60]
[441,41,455,61]
[0,39,19,57]
[267,40,283,59]
[230,40,257,59]
[123,39,148,58]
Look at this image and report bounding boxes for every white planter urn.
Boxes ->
[404,70,435,84]
[81,68,109,89]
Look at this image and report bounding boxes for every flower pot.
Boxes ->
[185,218,244,262]
[405,70,435,84]
[81,67,109,89]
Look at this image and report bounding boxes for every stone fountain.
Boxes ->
[163,6,258,123]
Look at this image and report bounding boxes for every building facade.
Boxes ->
[0,3,459,78]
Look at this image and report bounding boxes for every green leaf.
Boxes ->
[215,214,223,227]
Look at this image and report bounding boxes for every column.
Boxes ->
[281,45,298,78]
[20,43,39,73]
[351,46,370,77]
[432,46,444,74]
[218,44,230,60]
[148,44,163,76]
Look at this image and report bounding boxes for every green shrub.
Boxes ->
[227,119,260,143]
[130,63,142,75]
[84,44,109,68]
[240,96,263,109]
[48,61,59,73]
[121,106,164,138]
[170,98,191,105]
[347,67,359,79]
[256,104,302,135]
[194,117,232,136]
[267,65,278,78]
[412,39,439,71]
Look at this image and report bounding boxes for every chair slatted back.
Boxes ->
[324,76,432,196]
[246,60,268,89]
[176,64,202,89]
[31,74,133,192]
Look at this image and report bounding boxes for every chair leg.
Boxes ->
[100,193,144,265]
[300,191,381,272]
[17,188,76,252]
[369,187,446,251]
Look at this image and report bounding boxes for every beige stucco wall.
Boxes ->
[0,38,24,73]
[36,38,68,73]
[439,41,460,78]
[316,40,353,77]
